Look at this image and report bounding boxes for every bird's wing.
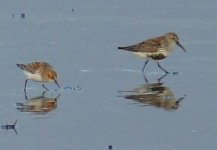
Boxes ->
[25,62,43,74]
[118,36,165,53]
[137,38,164,52]
[25,62,53,74]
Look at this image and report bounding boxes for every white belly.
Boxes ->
[24,71,43,82]
[133,50,171,60]
[133,52,148,59]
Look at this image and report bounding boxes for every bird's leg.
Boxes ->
[42,84,49,91]
[142,60,149,73]
[24,79,28,92]
[143,74,149,83]
[157,62,169,74]
[158,73,168,83]
[24,87,28,100]
[42,90,47,96]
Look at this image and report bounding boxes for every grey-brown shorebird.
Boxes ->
[118,32,186,73]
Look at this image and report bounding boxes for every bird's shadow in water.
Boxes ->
[16,90,60,115]
[119,74,186,111]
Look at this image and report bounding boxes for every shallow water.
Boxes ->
[1,0,217,150]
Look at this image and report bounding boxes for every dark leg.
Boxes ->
[143,74,149,83]
[24,79,28,92]
[142,60,149,73]
[157,62,169,74]
[42,84,49,91]
[42,91,47,96]
[158,73,168,83]
[24,87,28,100]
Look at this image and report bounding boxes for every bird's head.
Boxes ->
[166,32,186,52]
[47,70,60,88]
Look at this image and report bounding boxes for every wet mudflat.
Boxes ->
[0,0,217,150]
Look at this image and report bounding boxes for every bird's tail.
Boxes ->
[16,64,26,70]
[118,46,137,52]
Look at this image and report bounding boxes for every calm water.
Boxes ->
[0,0,217,150]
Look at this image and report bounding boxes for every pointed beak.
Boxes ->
[54,80,60,88]
[177,41,186,52]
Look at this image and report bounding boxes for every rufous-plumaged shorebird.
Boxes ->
[16,61,60,91]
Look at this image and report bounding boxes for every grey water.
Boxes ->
[0,0,217,150]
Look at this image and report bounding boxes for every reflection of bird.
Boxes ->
[118,32,186,73]
[16,62,60,91]
[17,92,59,114]
[119,82,185,110]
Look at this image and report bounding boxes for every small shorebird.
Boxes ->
[118,32,186,73]
[16,62,60,91]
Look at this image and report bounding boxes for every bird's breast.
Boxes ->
[148,53,167,60]
[133,52,148,59]
[24,71,44,82]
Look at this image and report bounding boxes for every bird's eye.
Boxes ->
[172,37,177,41]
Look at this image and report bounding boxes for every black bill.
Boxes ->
[55,80,60,88]
[177,41,186,52]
